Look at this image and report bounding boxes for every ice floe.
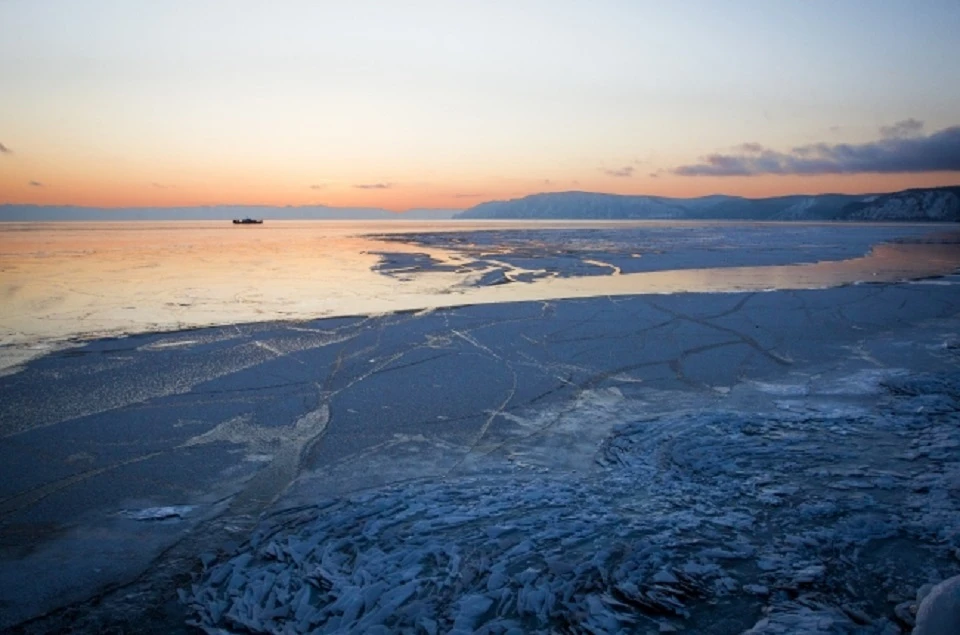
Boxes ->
[120,505,196,521]
[914,574,960,635]
[185,371,960,633]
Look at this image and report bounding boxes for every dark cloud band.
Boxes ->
[675,122,960,177]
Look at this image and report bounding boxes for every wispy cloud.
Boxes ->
[354,182,392,190]
[0,142,11,154]
[880,118,924,139]
[29,180,44,187]
[151,182,169,189]
[674,121,960,176]
[309,184,326,190]
[454,192,483,198]
[602,166,634,178]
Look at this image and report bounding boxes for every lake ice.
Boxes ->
[1,221,959,633]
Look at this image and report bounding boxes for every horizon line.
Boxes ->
[2,183,960,213]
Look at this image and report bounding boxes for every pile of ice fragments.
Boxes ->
[185,372,960,633]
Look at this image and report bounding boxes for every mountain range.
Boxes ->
[456,185,960,222]
[3,185,959,222]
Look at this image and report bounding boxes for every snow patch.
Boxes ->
[120,505,196,521]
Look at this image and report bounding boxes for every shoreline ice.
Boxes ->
[2,222,960,632]
[186,369,960,633]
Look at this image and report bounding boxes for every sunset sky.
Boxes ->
[2,0,959,210]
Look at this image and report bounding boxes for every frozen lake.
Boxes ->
[2,220,958,372]
[2,220,960,632]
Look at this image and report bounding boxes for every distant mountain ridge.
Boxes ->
[456,186,960,222]
[4,186,959,222]
[0,205,460,222]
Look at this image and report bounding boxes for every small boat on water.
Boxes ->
[232,218,263,224]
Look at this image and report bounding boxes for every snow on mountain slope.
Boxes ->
[843,188,960,221]
[457,187,960,221]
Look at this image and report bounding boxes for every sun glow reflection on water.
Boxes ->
[1,220,958,371]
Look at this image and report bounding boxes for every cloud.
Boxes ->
[674,123,960,176]
[28,180,43,187]
[454,192,483,198]
[151,182,168,189]
[603,166,634,178]
[309,184,326,190]
[880,118,924,139]
[0,142,11,154]
[737,142,766,153]
[354,182,392,190]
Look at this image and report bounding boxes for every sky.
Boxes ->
[1,0,959,210]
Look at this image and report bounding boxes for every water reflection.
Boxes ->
[1,221,957,371]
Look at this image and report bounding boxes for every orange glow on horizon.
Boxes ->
[2,169,959,211]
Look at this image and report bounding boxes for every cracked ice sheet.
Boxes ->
[369,223,959,282]
[189,372,960,634]
[187,288,960,633]
[4,262,960,630]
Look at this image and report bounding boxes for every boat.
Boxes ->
[232,218,263,224]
